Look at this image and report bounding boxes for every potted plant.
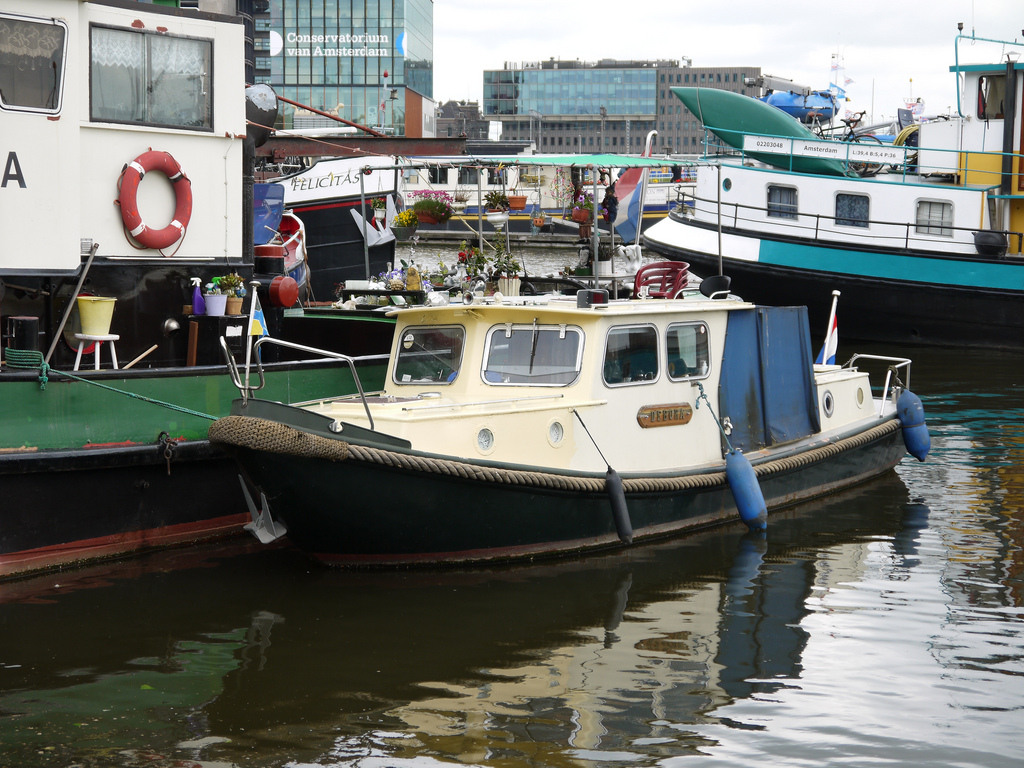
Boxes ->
[490,244,522,297]
[457,240,489,279]
[410,191,454,225]
[370,196,387,221]
[203,281,227,317]
[507,176,527,211]
[571,192,594,223]
[452,187,470,212]
[219,272,247,314]
[392,208,419,240]
[484,190,509,211]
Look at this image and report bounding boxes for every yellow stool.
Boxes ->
[73,333,120,371]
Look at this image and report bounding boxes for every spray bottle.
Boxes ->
[191,277,205,316]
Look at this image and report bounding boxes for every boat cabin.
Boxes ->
[300,293,881,476]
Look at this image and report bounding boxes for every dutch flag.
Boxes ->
[815,290,840,366]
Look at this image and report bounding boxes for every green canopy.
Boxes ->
[407,153,697,169]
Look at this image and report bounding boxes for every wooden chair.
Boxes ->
[634,261,690,299]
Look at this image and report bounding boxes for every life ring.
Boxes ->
[118,150,192,250]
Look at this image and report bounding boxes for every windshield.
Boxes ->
[482,323,583,386]
[393,326,465,385]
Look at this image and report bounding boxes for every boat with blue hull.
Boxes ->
[210,272,928,567]
[644,32,1024,349]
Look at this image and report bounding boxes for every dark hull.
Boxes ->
[644,225,1024,350]
[223,417,907,566]
[0,439,245,578]
[0,354,388,580]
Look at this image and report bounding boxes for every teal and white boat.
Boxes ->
[645,31,1024,349]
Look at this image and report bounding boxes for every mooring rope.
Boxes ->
[4,350,217,421]
[209,415,900,494]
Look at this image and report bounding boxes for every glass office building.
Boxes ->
[485,60,760,154]
[255,0,433,134]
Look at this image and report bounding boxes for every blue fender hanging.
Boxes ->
[726,450,767,531]
[606,467,633,544]
[896,389,930,462]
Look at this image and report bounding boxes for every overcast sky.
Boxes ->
[433,0,1021,126]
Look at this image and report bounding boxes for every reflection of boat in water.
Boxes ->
[0,473,920,766]
[644,31,1024,349]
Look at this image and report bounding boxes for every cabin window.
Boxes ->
[835,193,869,228]
[482,323,583,386]
[767,185,798,219]
[0,14,67,113]
[457,166,480,185]
[393,326,465,385]
[604,325,659,385]
[915,200,953,236]
[977,74,1007,120]
[666,323,710,381]
[90,25,212,130]
[425,167,446,185]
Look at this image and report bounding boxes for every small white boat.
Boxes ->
[211,269,930,566]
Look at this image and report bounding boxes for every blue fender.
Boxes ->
[896,389,930,461]
[606,467,633,544]
[726,450,767,531]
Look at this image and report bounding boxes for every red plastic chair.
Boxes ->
[633,261,690,299]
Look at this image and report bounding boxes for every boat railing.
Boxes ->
[843,354,912,405]
[221,336,377,430]
[682,191,1024,255]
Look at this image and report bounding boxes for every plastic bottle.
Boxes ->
[191,277,205,316]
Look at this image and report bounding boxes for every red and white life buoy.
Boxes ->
[118,150,192,250]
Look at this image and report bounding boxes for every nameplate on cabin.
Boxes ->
[636,403,693,428]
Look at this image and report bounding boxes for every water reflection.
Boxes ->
[2,344,1022,767]
[2,473,932,767]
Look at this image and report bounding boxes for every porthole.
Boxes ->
[722,178,732,191]
[477,427,495,454]
[822,390,834,418]
[857,387,865,406]
[548,420,564,447]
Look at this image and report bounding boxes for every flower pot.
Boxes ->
[498,276,521,297]
[532,217,546,227]
[77,296,116,336]
[226,296,244,315]
[508,195,527,210]
[578,224,592,239]
[571,207,590,223]
[417,212,439,225]
[205,294,227,317]
[392,225,418,241]
[486,211,509,227]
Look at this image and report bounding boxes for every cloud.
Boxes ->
[433,0,1020,122]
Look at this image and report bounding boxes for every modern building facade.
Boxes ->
[484,59,761,155]
[253,0,435,136]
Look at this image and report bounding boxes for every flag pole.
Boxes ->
[244,280,259,394]
[824,289,840,340]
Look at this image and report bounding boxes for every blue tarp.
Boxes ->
[254,183,285,245]
[719,306,820,453]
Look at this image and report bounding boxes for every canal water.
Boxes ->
[1,265,1022,767]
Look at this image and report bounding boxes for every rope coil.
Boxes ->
[209,415,900,494]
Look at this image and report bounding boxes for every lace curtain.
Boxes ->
[91,26,211,129]
[0,17,65,110]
